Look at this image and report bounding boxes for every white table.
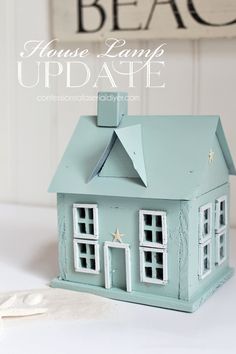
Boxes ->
[0,204,235,354]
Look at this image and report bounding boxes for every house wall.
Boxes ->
[188,183,230,299]
[187,139,231,299]
[0,0,236,228]
[57,193,189,300]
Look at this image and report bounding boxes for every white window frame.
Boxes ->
[215,231,227,266]
[199,239,212,280]
[139,210,167,248]
[199,203,213,243]
[215,196,228,234]
[73,203,99,240]
[139,247,168,285]
[73,239,100,274]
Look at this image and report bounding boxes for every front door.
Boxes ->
[104,242,132,292]
[111,247,126,290]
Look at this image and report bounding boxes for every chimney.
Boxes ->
[97,92,128,127]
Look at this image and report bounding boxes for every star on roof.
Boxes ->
[208,149,215,163]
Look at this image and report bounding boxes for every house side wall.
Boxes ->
[57,193,189,300]
[188,183,230,299]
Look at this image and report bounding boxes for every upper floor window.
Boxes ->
[199,203,212,243]
[139,210,167,248]
[215,196,227,233]
[73,204,98,239]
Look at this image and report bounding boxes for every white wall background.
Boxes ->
[0,0,236,226]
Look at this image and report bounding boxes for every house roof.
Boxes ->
[49,115,236,200]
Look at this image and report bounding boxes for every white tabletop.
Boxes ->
[0,203,235,354]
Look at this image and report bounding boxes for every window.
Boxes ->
[139,210,167,248]
[73,204,99,274]
[198,203,212,279]
[215,196,227,233]
[74,239,100,273]
[215,196,227,267]
[140,247,167,284]
[139,210,168,285]
[199,239,211,279]
[73,204,98,239]
[199,204,212,243]
[216,231,227,265]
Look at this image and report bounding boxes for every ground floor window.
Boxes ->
[139,247,167,285]
[216,231,227,265]
[73,239,100,274]
[199,239,212,279]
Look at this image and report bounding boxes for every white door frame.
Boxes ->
[104,241,132,292]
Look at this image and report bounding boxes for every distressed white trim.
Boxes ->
[73,239,100,274]
[73,203,99,239]
[104,243,110,289]
[215,231,227,266]
[73,203,98,208]
[139,247,168,285]
[104,241,129,249]
[198,239,212,280]
[199,203,213,243]
[215,196,228,234]
[104,241,132,292]
[139,210,167,248]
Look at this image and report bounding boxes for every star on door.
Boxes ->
[112,228,125,243]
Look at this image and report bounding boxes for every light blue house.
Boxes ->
[49,92,235,312]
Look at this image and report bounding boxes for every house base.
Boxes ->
[51,267,234,313]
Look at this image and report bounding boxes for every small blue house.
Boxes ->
[49,92,235,312]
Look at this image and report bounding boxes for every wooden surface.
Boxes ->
[0,203,236,353]
[0,0,236,227]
